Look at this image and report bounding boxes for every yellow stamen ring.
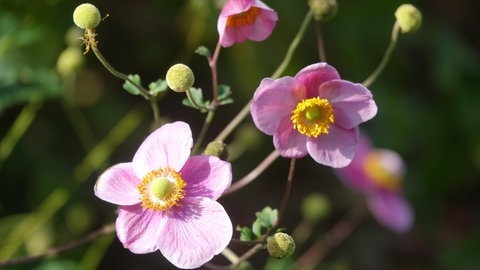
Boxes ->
[363,152,401,191]
[138,167,186,211]
[226,7,261,27]
[291,97,334,138]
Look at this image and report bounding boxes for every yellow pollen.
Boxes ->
[226,7,261,27]
[138,167,186,211]
[291,97,334,138]
[363,152,401,191]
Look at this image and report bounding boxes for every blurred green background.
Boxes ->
[1,0,479,269]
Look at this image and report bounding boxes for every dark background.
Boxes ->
[1,0,479,269]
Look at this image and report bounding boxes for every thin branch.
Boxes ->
[0,223,115,268]
[295,204,366,269]
[222,150,279,196]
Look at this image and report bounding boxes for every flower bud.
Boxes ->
[56,47,84,77]
[308,0,338,22]
[394,4,422,34]
[73,3,101,30]
[267,232,296,259]
[203,140,228,160]
[166,64,195,93]
[301,193,331,223]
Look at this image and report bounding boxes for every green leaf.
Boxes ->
[252,219,264,238]
[255,206,278,229]
[148,79,168,96]
[236,226,255,242]
[182,87,209,112]
[217,84,234,105]
[195,45,210,57]
[122,74,142,95]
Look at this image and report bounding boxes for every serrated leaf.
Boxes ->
[217,84,234,105]
[218,98,234,106]
[122,74,142,95]
[236,226,255,242]
[182,87,209,112]
[255,206,278,229]
[148,79,168,96]
[252,219,264,238]
[195,46,210,57]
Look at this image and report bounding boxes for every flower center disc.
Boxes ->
[138,167,186,211]
[363,152,400,191]
[291,97,334,138]
[226,7,261,27]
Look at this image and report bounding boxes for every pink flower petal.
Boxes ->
[306,125,359,168]
[273,116,309,158]
[335,133,376,191]
[367,191,414,233]
[217,0,277,47]
[181,156,232,200]
[251,77,305,135]
[158,197,232,269]
[319,80,378,129]
[370,149,406,180]
[94,163,141,205]
[132,122,193,178]
[244,9,278,42]
[220,0,253,16]
[295,63,341,98]
[116,205,164,254]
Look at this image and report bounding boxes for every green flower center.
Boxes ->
[291,97,334,138]
[138,167,186,211]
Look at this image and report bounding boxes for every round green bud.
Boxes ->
[301,193,331,223]
[308,0,338,22]
[56,47,84,77]
[73,3,101,30]
[166,64,195,93]
[395,4,422,34]
[267,232,296,259]
[203,140,228,160]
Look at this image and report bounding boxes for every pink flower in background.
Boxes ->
[94,122,233,269]
[250,62,377,168]
[336,133,413,233]
[217,0,278,47]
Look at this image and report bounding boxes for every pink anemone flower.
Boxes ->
[217,0,278,47]
[94,121,233,269]
[336,133,414,233]
[250,62,377,168]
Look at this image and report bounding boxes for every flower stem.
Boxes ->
[295,204,366,269]
[0,98,43,169]
[274,158,296,228]
[0,223,115,267]
[209,41,222,106]
[215,11,313,142]
[271,10,313,79]
[192,109,215,154]
[222,150,280,196]
[362,22,400,87]
[315,21,327,62]
[86,29,161,125]
[185,87,204,110]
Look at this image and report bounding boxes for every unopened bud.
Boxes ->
[267,232,296,259]
[56,47,84,77]
[73,3,101,30]
[308,0,338,22]
[301,193,330,223]
[166,64,195,93]
[395,4,422,33]
[204,140,228,160]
